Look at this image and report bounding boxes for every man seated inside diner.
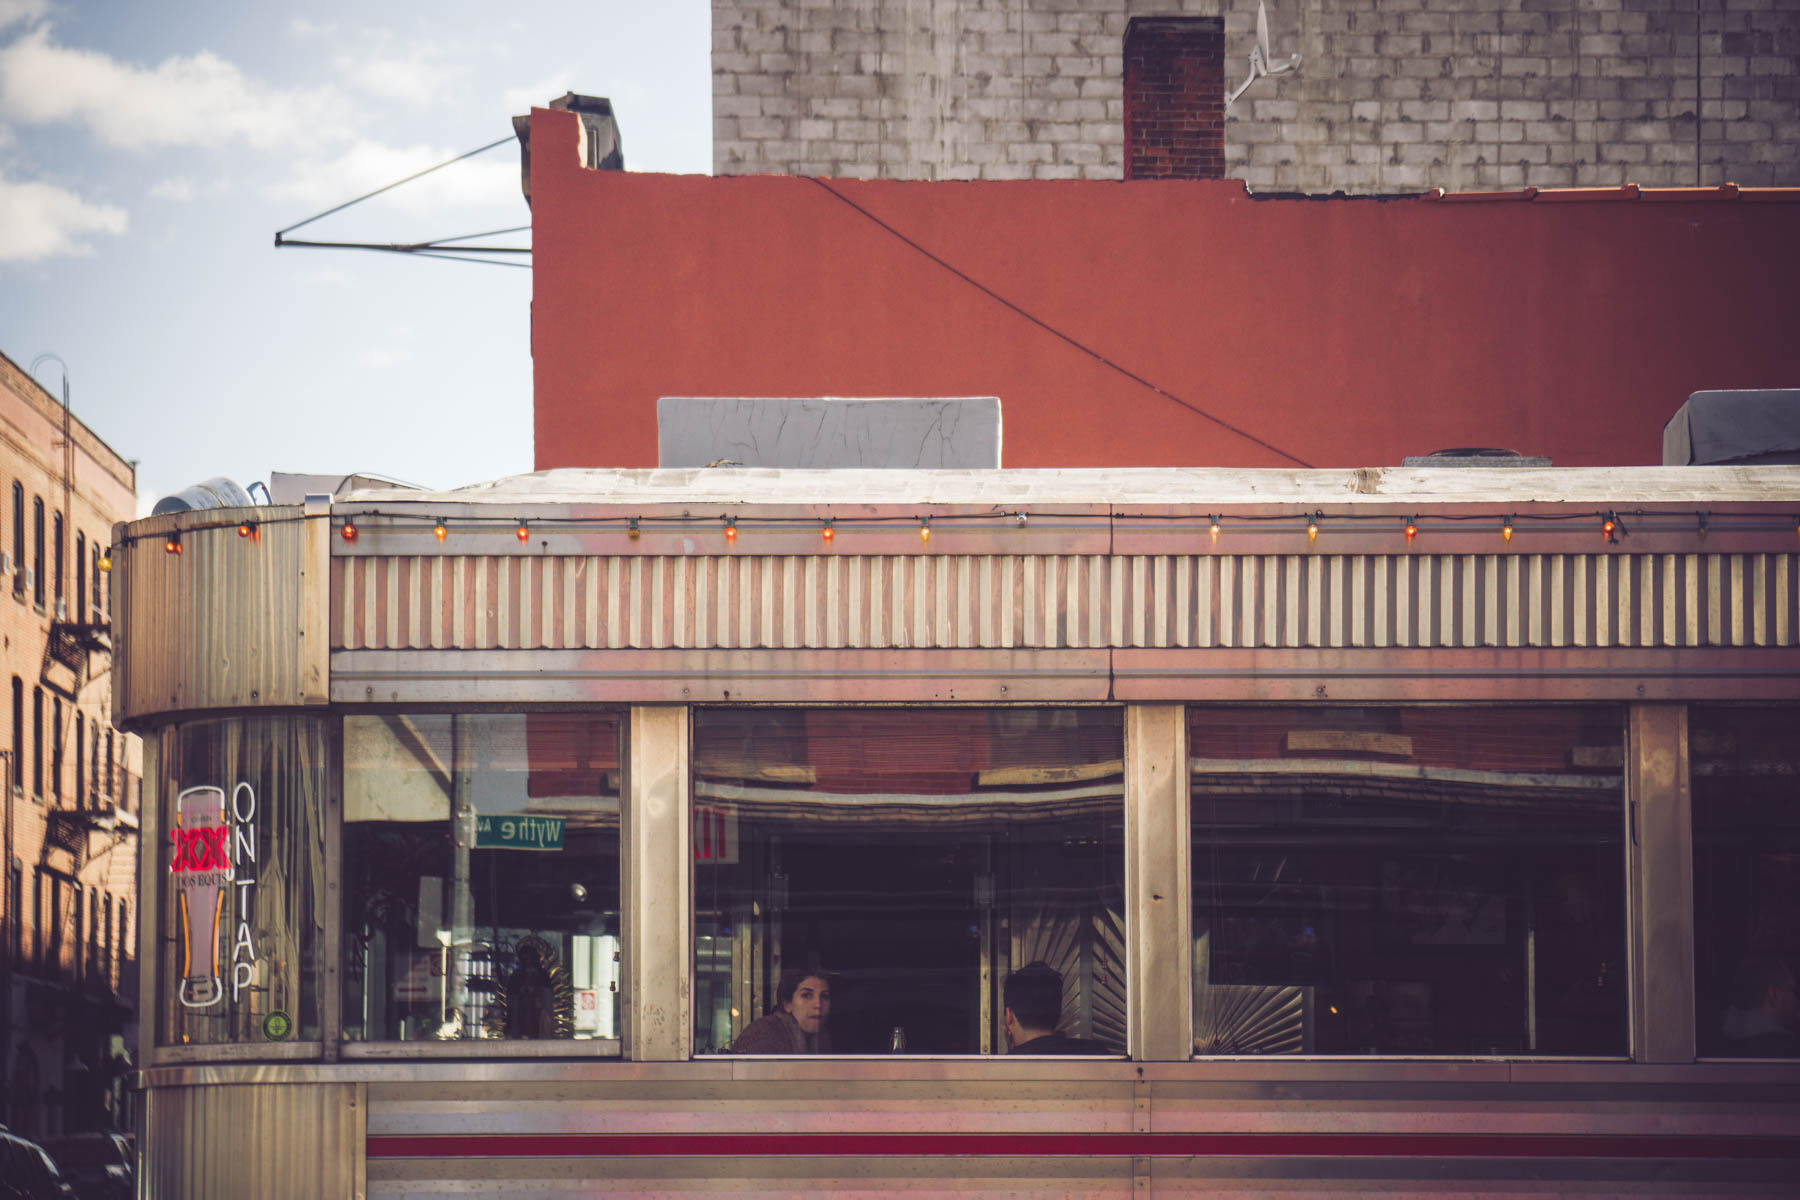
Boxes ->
[1720,954,1798,1057]
[1002,961,1115,1055]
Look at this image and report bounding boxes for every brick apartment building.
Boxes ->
[0,349,143,1140]
[711,0,1800,190]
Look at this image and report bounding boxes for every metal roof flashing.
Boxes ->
[340,465,1800,509]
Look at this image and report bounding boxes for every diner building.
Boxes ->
[119,462,1800,1196]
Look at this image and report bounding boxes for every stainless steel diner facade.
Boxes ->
[116,467,1800,1198]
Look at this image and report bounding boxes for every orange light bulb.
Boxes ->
[341,523,357,543]
[434,522,448,543]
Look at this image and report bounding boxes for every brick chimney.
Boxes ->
[1124,17,1225,180]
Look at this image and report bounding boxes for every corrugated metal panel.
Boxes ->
[359,1073,1800,1198]
[118,506,328,723]
[145,1082,362,1200]
[332,553,1800,653]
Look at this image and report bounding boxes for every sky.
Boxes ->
[0,0,710,512]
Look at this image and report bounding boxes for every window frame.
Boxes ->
[335,707,628,1061]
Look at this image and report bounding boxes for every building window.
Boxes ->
[50,698,61,800]
[75,531,85,623]
[8,481,20,581]
[88,720,98,804]
[9,677,20,791]
[31,496,43,608]
[47,875,62,971]
[31,688,43,797]
[1693,705,1799,1058]
[52,511,62,613]
[75,719,84,805]
[105,730,114,804]
[1188,706,1627,1057]
[7,863,21,965]
[693,708,1125,1056]
[103,892,113,987]
[119,900,129,967]
[156,715,328,1046]
[342,712,623,1046]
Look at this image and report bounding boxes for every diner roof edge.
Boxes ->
[342,465,1800,508]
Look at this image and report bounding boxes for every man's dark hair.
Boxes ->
[1731,955,1795,1009]
[775,968,832,1008]
[1004,961,1064,1032]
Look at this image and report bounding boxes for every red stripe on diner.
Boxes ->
[365,1133,1797,1160]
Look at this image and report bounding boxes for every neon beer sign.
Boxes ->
[171,783,261,1009]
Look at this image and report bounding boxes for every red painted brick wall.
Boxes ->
[527,108,1800,471]
[1124,17,1225,181]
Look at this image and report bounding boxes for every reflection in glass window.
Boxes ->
[1693,706,1799,1058]
[341,713,621,1045]
[693,708,1124,1056]
[156,716,328,1046]
[1189,707,1626,1057]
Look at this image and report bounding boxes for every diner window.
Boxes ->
[155,715,328,1046]
[342,712,622,1046]
[1693,706,1799,1058]
[693,708,1125,1056]
[1189,707,1627,1057]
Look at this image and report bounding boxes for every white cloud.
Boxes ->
[270,138,523,218]
[288,18,336,38]
[148,176,193,202]
[0,169,126,261]
[334,47,453,108]
[0,0,46,33]
[502,72,576,114]
[0,24,350,151]
[357,348,411,369]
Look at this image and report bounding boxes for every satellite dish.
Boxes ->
[1227,0,1301,108]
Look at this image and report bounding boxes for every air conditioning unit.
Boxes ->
[54,596,66,620]
[12,565,25,594]
[22,566,34,594]
[0,552,12,575]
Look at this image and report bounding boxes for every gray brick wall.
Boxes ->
[713,0,1800,190]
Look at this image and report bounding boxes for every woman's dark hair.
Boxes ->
[775,968,832,1008]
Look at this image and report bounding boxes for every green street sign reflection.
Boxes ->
[475,814,565,851]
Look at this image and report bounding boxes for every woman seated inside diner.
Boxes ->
[731,970,833,1053]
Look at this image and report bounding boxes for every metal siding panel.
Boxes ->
[1779,555,1794,646]
[117,507,323,721]
[1196,556,1214,649]
[145,1083,358,1200]
[1416,555,1433,647]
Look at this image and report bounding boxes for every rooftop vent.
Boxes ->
[1663,390,1800,465]
[1401,447,1551,468]
[151,476,253,515]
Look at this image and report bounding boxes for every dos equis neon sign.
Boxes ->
[171,783,262,1009]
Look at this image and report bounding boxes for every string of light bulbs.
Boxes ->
[111,506,1800,565]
